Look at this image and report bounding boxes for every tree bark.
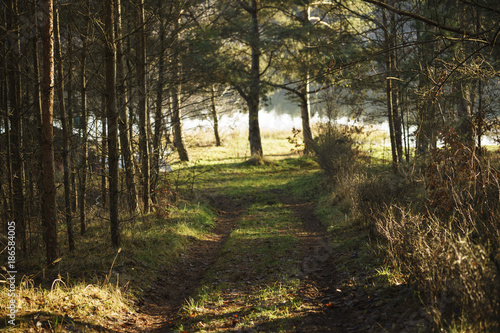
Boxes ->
[247,0,263,159]
[67,25,77,214]
[41,0,59,265]
[383,5,399,171]
[171,3,189,162]
[79,0,90,235]
[299,88,314,155]
[300,5,314,155]
[152,2,166,201]
[55,7,74,251]
[105,0,120,247]
[210,85,222,147]
[101,109,107,209]
[7,0,26,254]
[137,0,151,212]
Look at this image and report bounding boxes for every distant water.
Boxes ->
[183,109,497,146]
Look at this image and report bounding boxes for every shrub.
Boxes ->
[312,123,361,180]
[376,128,500,330]
[313,123,367,224]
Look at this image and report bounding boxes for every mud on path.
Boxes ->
[129,173,429,332]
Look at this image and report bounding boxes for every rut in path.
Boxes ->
[134,195,245,332]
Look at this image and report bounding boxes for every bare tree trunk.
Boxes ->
[383,5,399,172]
[79,0,89,235]
[116,0,138,212]
[55,7,75,252]
[152,4,165,202]
[101,110,107,209]
[32,2,43,252]
[390,10,403,162]
[1,33,13,219]
[300,6,314,155]
[299,85,314,155]
[248,0,263,159]
[171,90,189,161]
[106,0,120,247]
[137,0,151,212]
[457,85,473,143]
[41,0,59,265]
[1,40,12,219]
[171,4,189,162]
[3,62,13,221]
[67,25,77,214]
[7,0,26,254]
[210,85,222,147]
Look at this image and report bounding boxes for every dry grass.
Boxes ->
[314,125,500,332]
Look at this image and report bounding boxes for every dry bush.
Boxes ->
[313,123,367,178]
[376,128,500,330]
[313,123,367,223]
[357,171,423,228]
[377,206,499,330]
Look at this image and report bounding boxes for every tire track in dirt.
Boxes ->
[279,191,430,333]
[131,195,247,332]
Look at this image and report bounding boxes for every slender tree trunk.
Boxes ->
[137,0,150,212]
[152,4,165,201]
[299,86,314,155]
[1,38,12,219]
[171,4,189,162]
[457,84,473,143]
[116,0,138,213]
[1,34,12,219]
[41,0,59,265]
[171,91,188,161]
[55,8,75,252]
[7,0,26,254]
[32,1,43,227]
[300,6,314,155]
[79,0,89,235]
[390,10,403,162]
[248,0,263,159]
[210,85,222,147]
[383,6,399,171]
[101,111,107,208]
[3,66,13,221]
[67,25,77,214]
[105,0,120,247]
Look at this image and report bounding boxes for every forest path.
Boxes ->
[132,158,427,332]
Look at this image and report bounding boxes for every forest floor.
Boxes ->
[124,154,430,332]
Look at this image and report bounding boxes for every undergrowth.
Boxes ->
[0,201,216,331]
[314,124,500,332]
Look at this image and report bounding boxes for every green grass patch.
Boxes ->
[169,155,320,332]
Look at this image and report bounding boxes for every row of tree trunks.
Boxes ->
[382,2,403,172]
[116,0,138,213]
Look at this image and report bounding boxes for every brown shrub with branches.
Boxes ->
[376,128,500,330]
